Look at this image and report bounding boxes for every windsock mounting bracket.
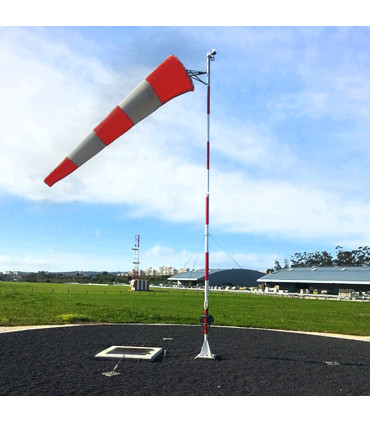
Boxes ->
[186,69,207,85]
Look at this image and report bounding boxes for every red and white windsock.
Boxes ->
[44,55,194,187]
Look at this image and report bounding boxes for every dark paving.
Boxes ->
[0,324,369,395]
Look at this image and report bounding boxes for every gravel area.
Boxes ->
[0,324,369,396]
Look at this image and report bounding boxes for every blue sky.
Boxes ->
[1,25,370,273]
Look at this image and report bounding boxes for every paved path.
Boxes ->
[1,323,369,342]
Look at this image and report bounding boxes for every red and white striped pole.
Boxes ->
[196,49,217,359]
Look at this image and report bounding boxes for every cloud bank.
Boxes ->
[1,26,370,252]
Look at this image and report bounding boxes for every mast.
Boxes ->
[195,49,217,359]
[132,235,140,281]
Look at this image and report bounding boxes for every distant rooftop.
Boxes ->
[258,266,370,285]
[168,268,264,287]
[168,269,221,281]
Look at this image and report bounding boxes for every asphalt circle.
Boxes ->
[0,324,369,395]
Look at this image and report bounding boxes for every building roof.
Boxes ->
[168,268,265,287]
[258,267,370,285]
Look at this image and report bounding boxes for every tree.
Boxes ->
[334,245,370,267]
[274,259,282,271]
[286,246,370,268]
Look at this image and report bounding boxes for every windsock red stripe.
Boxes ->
[94,106,134,146]
[44,157,78,187]
[146,55,194,104]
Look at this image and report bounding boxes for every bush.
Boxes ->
[58,313,90,324]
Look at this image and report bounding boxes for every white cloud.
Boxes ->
[132,244,275,272]
[0,250,122,272]
[0,27,151,197]
[211,171,370,242]
[141,245,188,269]
[1,27,370,251]
[208,250,277,272]
[0,244,275,273]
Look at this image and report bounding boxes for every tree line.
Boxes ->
[271,246,370,272]
[0,270,171,285]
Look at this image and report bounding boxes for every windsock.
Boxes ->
[44,55,194,187]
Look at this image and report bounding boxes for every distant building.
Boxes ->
[157,266,175,276]
[142,267,156,276]
[168,268,265,288]
[175,267,189,275]
[138,266,186,277]
[258,267,370,295]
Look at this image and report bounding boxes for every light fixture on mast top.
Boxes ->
[207,49,217,61]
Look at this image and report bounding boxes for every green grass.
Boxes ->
[0,281,369,336]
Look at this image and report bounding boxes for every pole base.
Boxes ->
[195,337,216,359]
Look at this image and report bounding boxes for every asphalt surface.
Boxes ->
[0,324,369,396]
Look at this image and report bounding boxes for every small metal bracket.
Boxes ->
[200,313,214,330]
[102,371,120,377]
[187,69,207,85]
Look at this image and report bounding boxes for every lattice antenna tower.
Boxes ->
[132,235,140,281]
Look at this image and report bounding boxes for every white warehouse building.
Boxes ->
[257,266,370,295]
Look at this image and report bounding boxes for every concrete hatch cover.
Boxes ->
[95,345,163,361]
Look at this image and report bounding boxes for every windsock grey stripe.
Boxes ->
[119,80,162,125]
[68,132,106,167]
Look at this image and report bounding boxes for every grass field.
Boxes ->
[0,281,369,335]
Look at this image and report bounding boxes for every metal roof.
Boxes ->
[168,268,265,287]
[168,269,218,281]
[258,267,370,285]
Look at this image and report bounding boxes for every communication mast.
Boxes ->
[132,235,140,281]
[130,235,149,291]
